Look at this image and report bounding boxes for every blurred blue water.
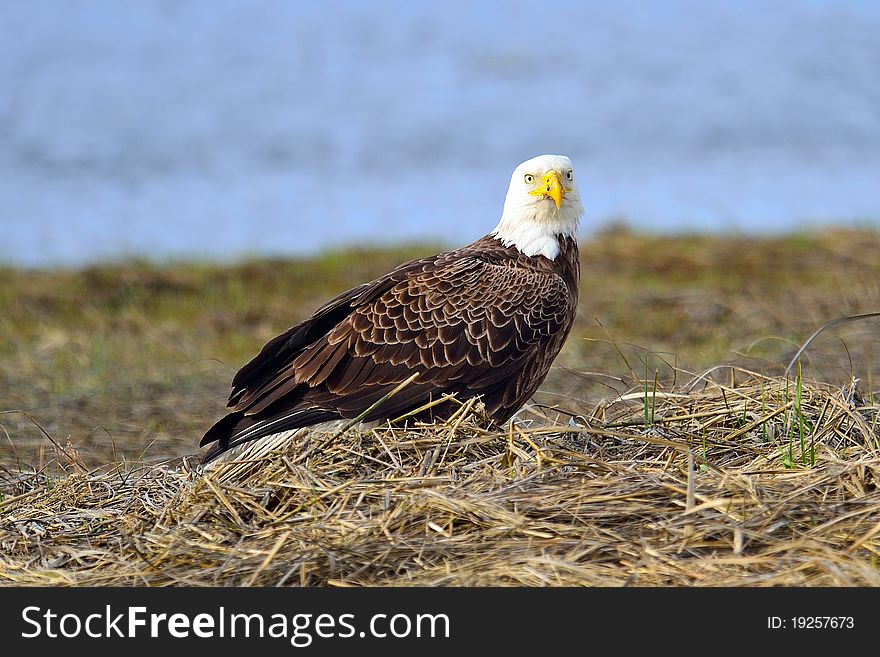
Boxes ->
[1,0,878,267]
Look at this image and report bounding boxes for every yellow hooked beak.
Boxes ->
[528,171,565,209]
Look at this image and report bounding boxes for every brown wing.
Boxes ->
[200,248,574,460]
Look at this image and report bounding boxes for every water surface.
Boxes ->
[1,0,878,266]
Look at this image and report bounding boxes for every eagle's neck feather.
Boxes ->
[490,204,581,260]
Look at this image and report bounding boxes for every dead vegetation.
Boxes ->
[4,229,880,586]
[3,367,879,586]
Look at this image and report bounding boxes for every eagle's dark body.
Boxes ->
[201,233,580,463]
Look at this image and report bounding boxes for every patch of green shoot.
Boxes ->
[795,361,815,466]
[782,362,815,469]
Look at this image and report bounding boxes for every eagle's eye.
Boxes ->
[565,170,573,181]
[524,174,535,184]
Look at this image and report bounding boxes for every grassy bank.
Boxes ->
[2,228,879,468]
[2,228,880,586]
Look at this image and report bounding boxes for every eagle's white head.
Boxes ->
[491,154,584,259]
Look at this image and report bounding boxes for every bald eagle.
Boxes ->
[201,154,583,463]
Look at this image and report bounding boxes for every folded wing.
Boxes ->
[200,247,572,461]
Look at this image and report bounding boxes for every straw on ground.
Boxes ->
[2,367,879,586]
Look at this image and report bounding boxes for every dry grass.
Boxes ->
[3,367,880,586]
[4,229,880,586]
[5,227,880,468]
